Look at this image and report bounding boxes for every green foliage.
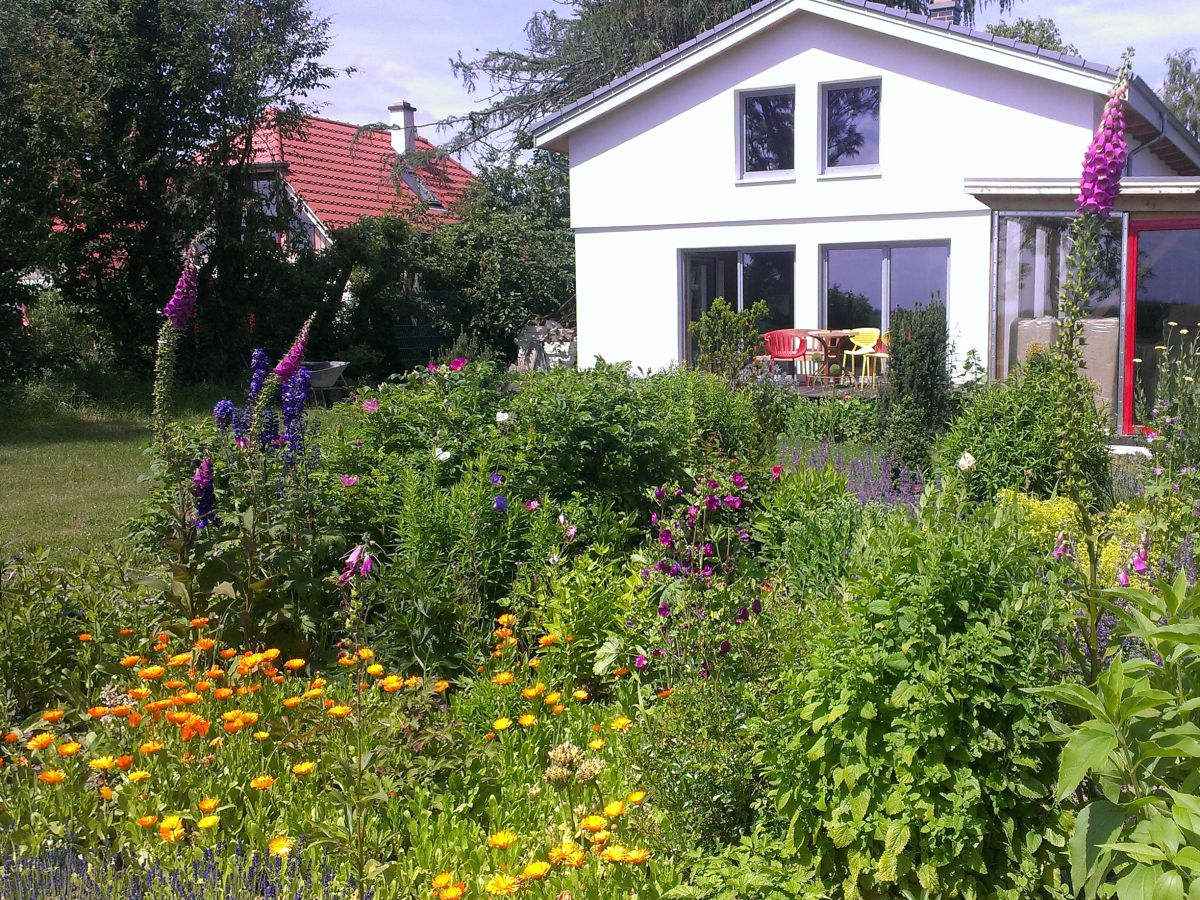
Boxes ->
[986,17,1077,53]
[1145,323,1200,471]
[877,302,951,473]
[756,494,1071,899]
[940,347,1112,505]
[1163,48,1200,139]
[1035,574,1200,898]
[688,298,768,386]
[786,395,878,445]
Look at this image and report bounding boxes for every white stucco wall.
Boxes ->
[555,7,1139,371]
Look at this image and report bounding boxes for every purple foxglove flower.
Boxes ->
[338,545,370,586]
[634,654,648,669]
[192,457,218,529]
[362,397,379,412]
[162,248,199,330]
[1117,568,1130,587]
[493,496,508,512]
[1132,551,1149,574]
[339,475,359,487]
[1076,80,1129,214]
[274,317,312,383]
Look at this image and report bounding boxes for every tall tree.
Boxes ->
[0,0,336,369]
[1162,49,1200,138]
[986,17,1078,55]
[444,0,1015,156]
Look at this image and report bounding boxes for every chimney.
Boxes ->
[387,100,417,154]
[927,0,961,25]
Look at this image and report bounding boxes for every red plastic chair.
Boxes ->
[763,329,805,380]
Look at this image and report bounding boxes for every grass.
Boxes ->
[0,379,235,552]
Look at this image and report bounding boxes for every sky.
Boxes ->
[306,0,1198,147]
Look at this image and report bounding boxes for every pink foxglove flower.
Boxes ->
[1117,568,1130,587]
[162,248,199,330]
[337,545,373,586]
[274,316,313,383]
[1077,79,1129,215]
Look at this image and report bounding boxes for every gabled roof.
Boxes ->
[530,0,1200,175]
[251,114,475,231]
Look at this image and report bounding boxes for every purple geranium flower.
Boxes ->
[490,472,505,485]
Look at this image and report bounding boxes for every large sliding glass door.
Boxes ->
[683,248,795,363]
[1126,220,1200,432]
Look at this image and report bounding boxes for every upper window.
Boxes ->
[823,81,881,171]
[741,90,795,175]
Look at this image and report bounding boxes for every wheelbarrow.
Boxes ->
[301,360,350,407]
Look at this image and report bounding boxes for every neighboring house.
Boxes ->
[250,102,475,250]
[531,0,1200,434]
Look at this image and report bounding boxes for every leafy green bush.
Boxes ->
[1037,574,1200,899]
[877,302,952,472]
[938,348,1111,506]
[1143,323,1200,471]
[756,494,1071,899]
[785,395,878,445]
[689,298,768,386]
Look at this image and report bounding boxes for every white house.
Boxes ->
[531,0,1200,434]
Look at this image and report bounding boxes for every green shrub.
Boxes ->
[938,348,1111,506]
[878,302,952,472]
[689,298,768,386]
[785,395,878,445]
[756,495,1071,899]
[1143,323,1200,471]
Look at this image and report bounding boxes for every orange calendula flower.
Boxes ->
[78,633,92,642]
[41,710,65,724]
[491,717,512,732]
[522,860,551,880]
[5,731,21,743]
[137,666,165,681]
[268,836,294,857]
[440,884,466,900]
[485,873,520,896]
[119,628,135,636]
[490,671,514,686]
[543,691,561,706]
[139,740,164,754]
[198,798,219,813]
[282,696,302,709]
[601,845,629,863]
[538,634,558,647]
[283,658,305,671]
[250,775,275,790]
[303,687,324,699]
[604,800,627,818]
[127,712,144,728]
[613,667,630,677]
[528,658,541,669]
[517,714,537,728]
[611,715,633,732]
[521,683,546,700]
[626,848,652,864]
[87,706,109,719]
[379,676,402,693]
[167,652,192,668]
[137,815,158,828]
[27,734,55,752]
[497,613,515,626]
[657,688,673,699]
[356,647,374,661]
[212,688,234,701]
[189,616,210,627]
[197,815,219,830]
[580,815,606,832]
[328,706,352,719]
[551,704,565,715]
[159,816,185,843]
[627,790,647,805]
[194,638,216,651]
[487,830,517,849]
[128,770,151,783]
[337,655,357,667]
[218,648,237,660]
[548,841,586,868]
[116,755,134,771]
[127,687,152,701]
[163,679,186,691]
[432,873,454,890]
[119,655,140,668]
[589,829,611,845]
[38,769,66,785]
[434,679,450,693]
[291,761,316,776]
[110,705,133,717]
[192,681,211,693]
[57,742,81,757]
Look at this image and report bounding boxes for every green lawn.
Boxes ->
[0,407,153,551]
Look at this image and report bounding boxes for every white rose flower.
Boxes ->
[435,448,451,462]
[957,451,977,472]
[495,411,510,423]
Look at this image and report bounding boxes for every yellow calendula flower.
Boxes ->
[159,816,185,843]
[487,829,517,849]
[549,841,586,868]
[611,715,633,732]
[250,775,276,791]
[198,798,219,813]
[626,848,652,864]
[328,705,352,719]
[291,761,316,776]
[27,734,54,752]
[380,675,403,693]
[268,836,294,857]
[139,740,164,755]
[588,739,605,751]
[485,873,520,895]
[492,717,512,731]
[357,647,374,661]
[543,691,561,706]
[601,845,629,863]
[517,713,537,728]
[572,689,589,702]
[627,789,647,805]
[282,696,302,709]
[490,671,514,685]
[128,770,151,783]
[497,613,515,626]
[138,666,166,681]
[303,687,325,699]
[88,756,117,771]
[57,742,82,757]
[604,800,627,818]
[197,815,219,830]
[580,815,607,832]
[589,829,611,845]
[440,885,465,900]
[365,663,384,677]
[432,872,454,890]
[522,860,551,880]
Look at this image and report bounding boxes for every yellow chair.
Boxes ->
[842,328,881,383]
[865,331,890,383]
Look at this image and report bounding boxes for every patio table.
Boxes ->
[806,329,857,381]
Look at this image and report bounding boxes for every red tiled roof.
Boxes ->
[251,113,475,231]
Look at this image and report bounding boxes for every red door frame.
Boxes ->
[1123,217,1200,434]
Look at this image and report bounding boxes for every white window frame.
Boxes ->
[818,77,882,177]
[736,87,797,182]
[820,240,949,332]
